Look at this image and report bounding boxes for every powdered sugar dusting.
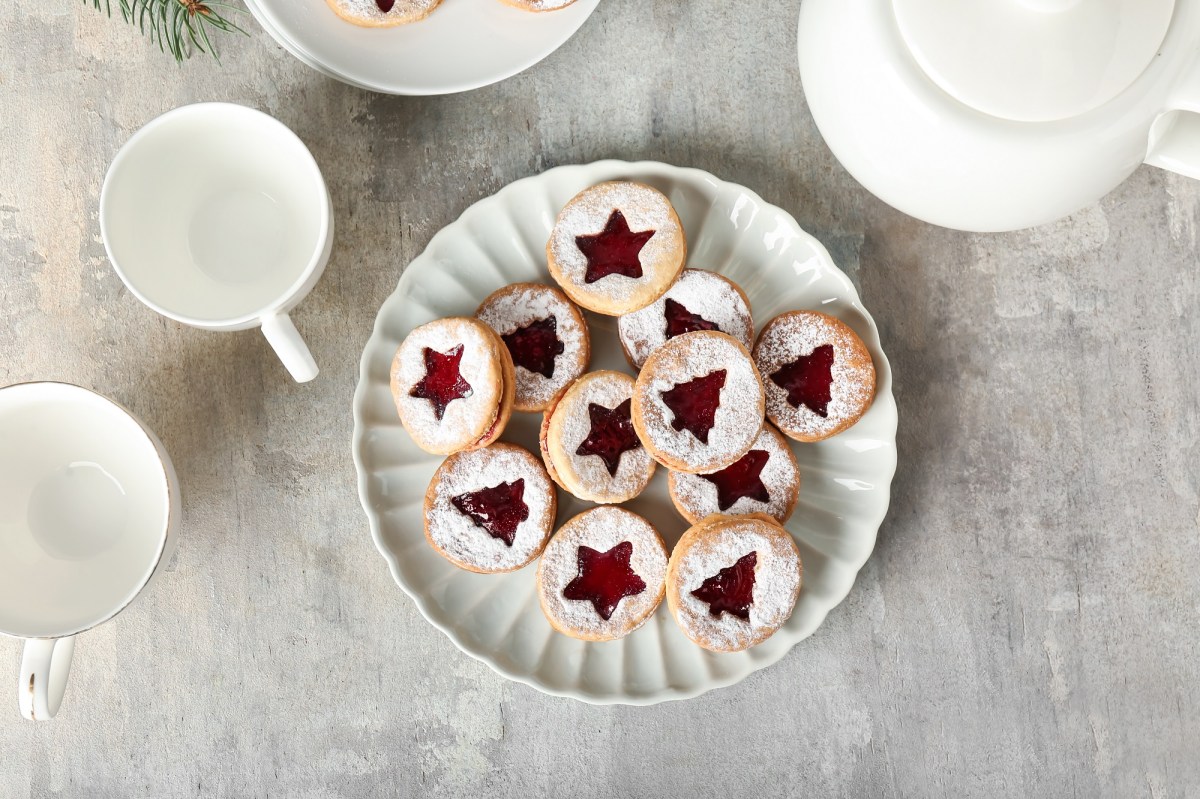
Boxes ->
[476,284,588,410]
[619,269,754,369]
[426,445,554,572]
[548,182,684,304]
[672,518,801,652]
[392,319,502,452]
[507,0,576,8]
[546,371,655,504]
[328,0,440,23]
[753,311,876,440]
[538,507,667,640]
[670,424,799,523]
[635,331,764,472]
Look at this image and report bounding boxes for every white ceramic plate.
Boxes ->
[244,0,601,96]
[352,161,898,704]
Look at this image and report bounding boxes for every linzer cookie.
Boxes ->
[501,0,577,9]
[631,330,765,474]
[326,0,442,26]
[475,283,590,413]
[666,514,802,653]
[540,371,656,504]
[536,506,668,641]
[618,269,754,370]
[546,181,686,316]
[423,444,556,573]
[391,317,515,455]
[753,311,875,442]
[668,424,800,525]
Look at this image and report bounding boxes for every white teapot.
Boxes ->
[798,0,1200,231]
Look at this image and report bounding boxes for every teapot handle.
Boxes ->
[1145,62,1200,179]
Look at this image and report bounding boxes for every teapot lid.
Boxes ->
[893,0,1176,122]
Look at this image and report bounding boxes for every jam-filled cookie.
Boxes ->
[475,283,590,413]
[501,0,577,9]
[538,388,568,492]
[537,506,668,641]
[753,311,876,442]
[540,371,656,504]
[666,513,802,653]
[668,424,800,525]
[631,330,765,474]
[391,317,516,455]
[424,443,556,573]
[618,269,754,370]
[547,181,686,316]
[326,0,442,26]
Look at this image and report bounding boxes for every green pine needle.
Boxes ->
[85,0,247,62]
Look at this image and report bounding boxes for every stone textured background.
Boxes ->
[2,1,1198,796]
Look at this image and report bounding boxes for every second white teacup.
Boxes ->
[100,103,333,383]
[0,382,180,720]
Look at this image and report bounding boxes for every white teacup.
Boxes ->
[100,103,333,383]
[0,382,180,720]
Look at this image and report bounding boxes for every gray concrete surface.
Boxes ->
[1,1,1198,796]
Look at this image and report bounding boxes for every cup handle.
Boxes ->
[1145,59,1200,179]
[260,313,319,383]
[19,636,75,721]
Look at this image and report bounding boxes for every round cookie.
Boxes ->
[618,269,754,370]
[501,0,577,9]
[424,444,556,574]
[391,317,516,455]
[631,330,765,474]
[666,513,802,653]
[753,311,876,442]
[669,424,800,525]
[538,386,569,492]
[476,283,591,413]
[325,0,442,26]
[537,506,668,642]
[546,181,686,316]
[541,371,656,504]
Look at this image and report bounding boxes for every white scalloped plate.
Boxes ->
[352,161,897,704]
[244,0,600,96]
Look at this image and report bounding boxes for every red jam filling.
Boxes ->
[701,449,770,511]
[376,0,395,10]
[575,398,641,476]
[562,541,646,621]
[664,298,720,339]
[661,370,727,444]
[691,551,757,619]
[769,344,835,418]
[574,210,655,285]
[450,479,529,547]
[410,344,474,421]
[501,316,564,379]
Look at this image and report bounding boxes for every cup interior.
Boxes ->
[101,104,328,325]
[0,384,173,638]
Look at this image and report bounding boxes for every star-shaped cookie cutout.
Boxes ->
[700,449,770,511]
[562,541,646,621]
[410,344,474,421]
[501,316,564,379]
[575,399,641,476]
[574,209,655,285]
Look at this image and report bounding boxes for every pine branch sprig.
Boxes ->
[85,0,247,62]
